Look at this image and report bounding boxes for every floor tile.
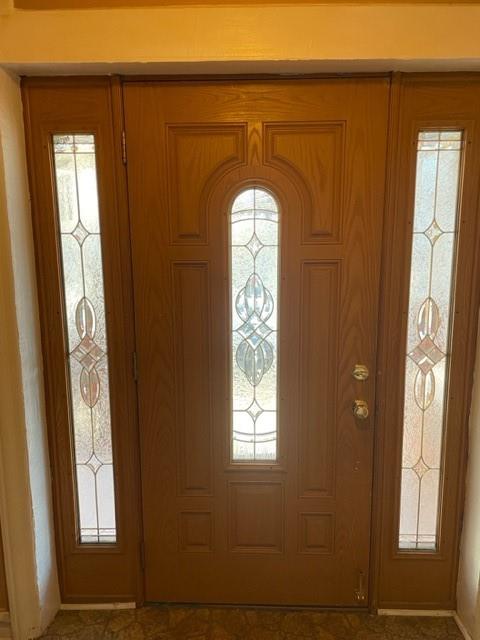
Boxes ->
[41,606,464,639]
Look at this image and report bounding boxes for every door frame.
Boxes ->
[22,76,144,604]
[371,73,480,610]
[21,72,480,610]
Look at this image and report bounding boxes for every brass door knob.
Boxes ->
[353,399,369,420]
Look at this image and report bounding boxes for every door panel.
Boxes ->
[124,79,389,605]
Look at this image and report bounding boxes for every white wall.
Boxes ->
[458,323,480,640]
[0,67,60,639]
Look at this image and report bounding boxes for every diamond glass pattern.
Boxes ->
[53,134,116,544]
[399,131,462,551]
[231,188,279,461]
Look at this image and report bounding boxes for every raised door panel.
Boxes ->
[298,513,335,554]
[179,512,213,552]
[298,261,340,498]
[167,125,247,243]
[228,481,284,553]
[172,262,213,496]
[264,123,345,243]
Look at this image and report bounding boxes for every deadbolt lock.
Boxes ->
[352,364,369,381]
[353,399,369,420]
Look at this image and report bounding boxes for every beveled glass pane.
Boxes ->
[231,188,279,461]
[54,152,79,233]
[398,130,463,551]
[399,468,420,549]
[76,152,100,234]
[413,151,436,233]
[53,134,117,544]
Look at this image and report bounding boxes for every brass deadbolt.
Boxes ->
[352,364,369,381]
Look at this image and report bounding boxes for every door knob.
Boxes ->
[353,399,369,420]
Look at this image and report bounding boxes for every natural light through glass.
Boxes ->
[231,188,279,461]
[398,131,463,551]
[53,134,116,544]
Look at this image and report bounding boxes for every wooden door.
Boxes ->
[124,78,389,606]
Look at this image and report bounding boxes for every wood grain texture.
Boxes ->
[124,78,389,605]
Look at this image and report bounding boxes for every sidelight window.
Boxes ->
[52,134,116,544]
[398,131,463,551]
[230,188,279,461]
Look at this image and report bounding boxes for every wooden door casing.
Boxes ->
[22,78,142,603]
[374,74,480,609]
[0,524,8,612]
[125,78,390,606]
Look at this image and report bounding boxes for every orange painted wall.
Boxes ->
[2,5,480,71]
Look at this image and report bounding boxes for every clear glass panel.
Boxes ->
[398,130,463,551]
[53,134,116,544]
[230,188,279,461]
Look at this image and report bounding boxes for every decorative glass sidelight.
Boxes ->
[230,188,279,461]
[52,134,116,543]
[398,131,463,551]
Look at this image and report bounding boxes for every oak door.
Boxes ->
[124,79,389,606]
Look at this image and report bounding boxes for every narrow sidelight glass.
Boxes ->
[53,134,116,543]
[398,131,463,551]
[230,188,279,461]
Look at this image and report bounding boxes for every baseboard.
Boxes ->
[377,609,455,617]
[454,613,473,640]
[60,602,136,611]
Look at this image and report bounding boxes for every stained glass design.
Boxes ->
[399,131,463,551]
[231,188,279,461]
[53,134,116,544]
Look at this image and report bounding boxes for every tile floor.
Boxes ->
[41,606,463,639]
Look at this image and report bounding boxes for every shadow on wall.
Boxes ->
[0,67,60,639]
[457,320,480,640]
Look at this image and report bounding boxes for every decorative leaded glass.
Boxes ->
[230,188,279,461]
[53,134,116,544]
[398,131,463,551]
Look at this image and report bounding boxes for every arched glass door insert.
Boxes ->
[230,188,280,462]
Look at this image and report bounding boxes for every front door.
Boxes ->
[124,78,389,606]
